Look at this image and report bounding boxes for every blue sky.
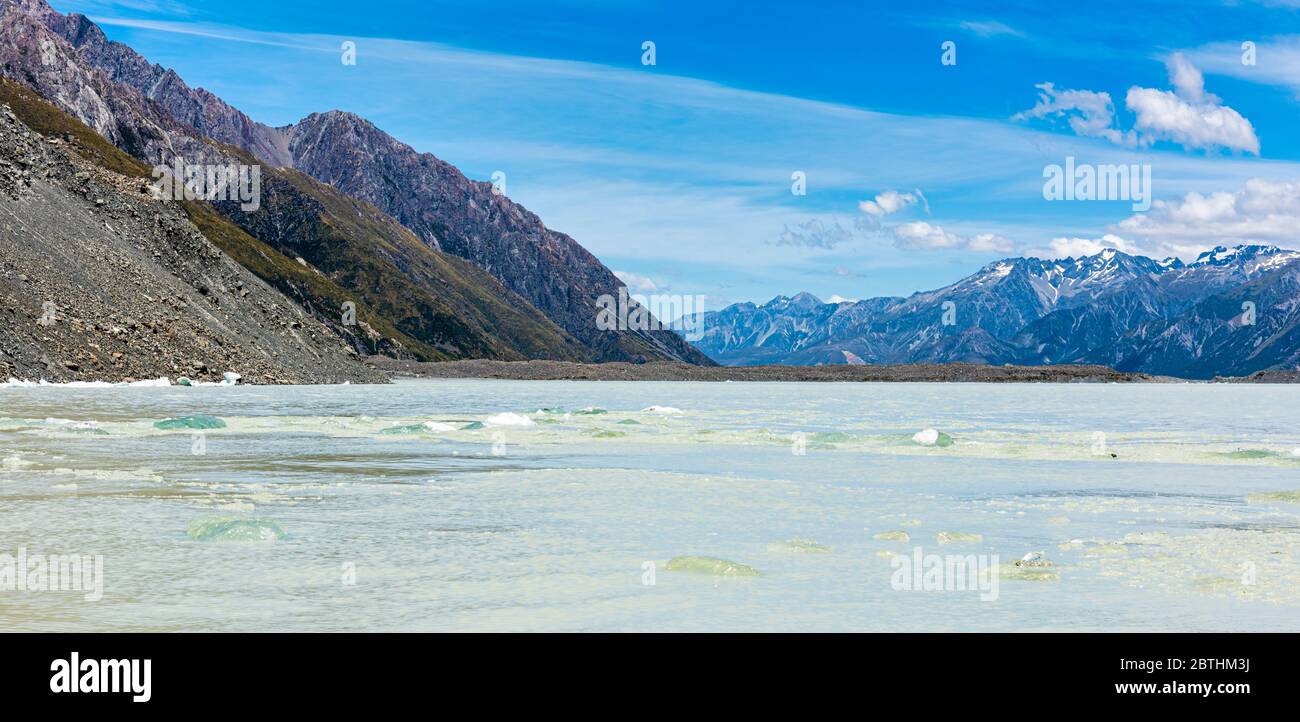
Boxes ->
[48,0,1300,308]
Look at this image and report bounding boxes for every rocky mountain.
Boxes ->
[1,0,596,363]
[698,245,1300,378]
[0,97,382,383]
[10,0,709,364]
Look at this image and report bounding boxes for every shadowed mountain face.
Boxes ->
[697,246,1300,378]
[10,0,711,365]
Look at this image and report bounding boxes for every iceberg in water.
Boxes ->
[483,412,535,428]
[767,538,832,553]
[187,517,285,542]
[665,556,759,577]
[153,414,226,431]
[379,420,458,435]
[641,405,683,415]
[911,428,953,447]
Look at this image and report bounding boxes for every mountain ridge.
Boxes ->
[696,244,1300,378]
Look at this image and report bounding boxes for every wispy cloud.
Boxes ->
[958,20,1026,38]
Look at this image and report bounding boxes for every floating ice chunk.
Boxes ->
[1222,448,1274,460]
[873,530,911,542]
[641,406,683,415]
[911,428,953,447]
[65,421,107,435]
[382,420,457,434]
[221,372,241,386]
[935,531,983,544]
[154,414,226,430]
[768,538,832,553]
[188,517,285,542]
[573,407,607,415]
[1016,551,1053,568]
[483,412,535,428]
[665,556,759,576]
[996,551,1061,580]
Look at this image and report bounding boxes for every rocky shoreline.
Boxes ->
[366,357,1187,383]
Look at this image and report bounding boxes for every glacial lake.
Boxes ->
[2,379,1298,631]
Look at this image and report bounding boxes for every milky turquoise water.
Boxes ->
[2,379,1299,631]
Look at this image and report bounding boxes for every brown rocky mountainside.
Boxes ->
[15,0,712,365]
[0,100,383,384]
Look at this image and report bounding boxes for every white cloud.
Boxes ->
[613,270,660,293]
[1113,178,1300,249]
[967,233,1018,252]
[859,189,928,217]
[1014,55,1259,154]
[1012,83,1136,146]
[1027,234,1146,259]
[1165,52,1210,104]
[891,222,1015,252]
[1125,54,1259,155]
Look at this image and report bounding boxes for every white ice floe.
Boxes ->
[911,428,954,447]
[483,412,535,428]
[641,405,683,415]
[421,421,457,432]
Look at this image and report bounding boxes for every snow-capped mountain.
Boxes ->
[694,245,1300,378]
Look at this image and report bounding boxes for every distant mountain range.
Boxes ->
[695,245,1300,378]
[0,0,710,367]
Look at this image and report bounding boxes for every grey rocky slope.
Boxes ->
[698,246,1300,378]
[13,0,709,364]
[0,103,384,383]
